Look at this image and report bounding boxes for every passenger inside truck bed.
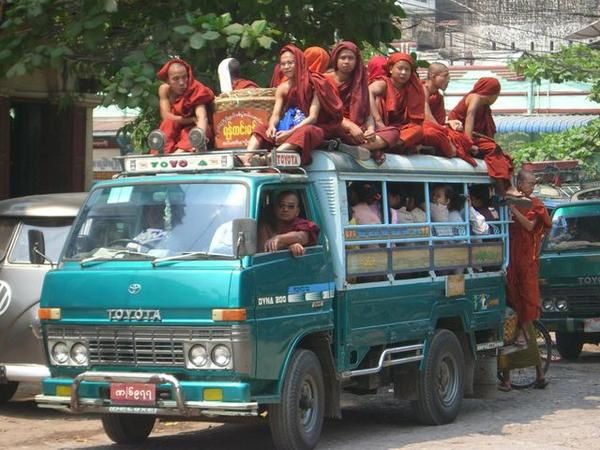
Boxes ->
[257,191,320,257]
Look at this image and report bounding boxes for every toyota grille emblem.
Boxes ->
[128,283,142,295]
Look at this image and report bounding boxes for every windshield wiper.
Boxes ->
[152,251,234,267]
[80,249,156,267]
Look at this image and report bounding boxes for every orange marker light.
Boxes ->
[38,308,61,320]
[212,309,247,321]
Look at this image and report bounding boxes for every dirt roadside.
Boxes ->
[1,345,599,450]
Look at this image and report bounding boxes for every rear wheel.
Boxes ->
[269,349,325,450]
[556,331,584,360]
[101,414,155,444]
[411,329,465,425]
[0,382,19,404]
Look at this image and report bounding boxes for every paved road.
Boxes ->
[1,345,599,449]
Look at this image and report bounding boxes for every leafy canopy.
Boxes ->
[511,44,600,103]
[0,0,405,111]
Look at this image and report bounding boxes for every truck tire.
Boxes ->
[269,349,325,450]
[0,382,18,404]
[101,413,155,444]
[556,331,583,360]
[411,329,465,425]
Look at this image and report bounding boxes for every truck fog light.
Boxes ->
[189,345,209,367]
[70,343,88,365]
[52,342,69,364]
[211,345,231,367]
[542,298,555,311]
[556,299,568,311]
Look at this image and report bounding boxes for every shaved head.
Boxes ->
[428,62,448,79]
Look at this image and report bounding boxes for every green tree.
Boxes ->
[511,44,600,102]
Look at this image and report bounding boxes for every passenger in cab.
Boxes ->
[430,184,451,222]
[242,44,342,166]
[229,58,259,90]
[447,190,490,235]
[304,46,331,73]
[396,185,426,223]
[351,183,382,225]
[157,58,215,153]
[368,53,425,165]
[258,191,320,257]
[469,184,499,221]
[447,78,524,202]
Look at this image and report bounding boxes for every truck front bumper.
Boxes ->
[36,371,258,417]
[0,363,50,383]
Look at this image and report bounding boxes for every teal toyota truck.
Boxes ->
[36,150,507,450]
[539,199,600,360]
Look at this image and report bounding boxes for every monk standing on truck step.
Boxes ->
[157,58,215,153]
[242,44,343,166]
[421,63,478,166]
[447,77,524,201]
[499,169,552,391]
[367,52,425,165]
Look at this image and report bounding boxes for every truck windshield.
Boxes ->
[63,182,247,261]
[0,218,17,261]
[543,212,600,252]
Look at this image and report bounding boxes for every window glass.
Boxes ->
[0,218,17,261]
[63,183,247,260]
[9,218,73,264]
[544,213,600,252]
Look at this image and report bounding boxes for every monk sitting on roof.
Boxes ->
[367,52,425,165]
[241,44,343,167]
[447,77,525,200]
[157,58,215,153]
[229,58,259,90]
[420,63,477,166]
[304,46,331,74]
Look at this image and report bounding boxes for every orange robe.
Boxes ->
[157,59,215,153]
[506,197,552,324]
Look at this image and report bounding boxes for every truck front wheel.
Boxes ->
[411,329,465,425]
[269,349,325,450]
[556,331,583,360]
[101,413,155,444]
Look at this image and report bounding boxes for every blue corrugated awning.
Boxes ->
[495,114,598,134]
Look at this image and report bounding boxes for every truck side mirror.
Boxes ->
[232,218,257,257]
[28,229,46,264]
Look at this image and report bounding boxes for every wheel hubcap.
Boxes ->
[437,355,459,406]
[299,376,317,429]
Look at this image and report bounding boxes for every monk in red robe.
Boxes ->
[304,46,331,73]
[367,56,387,84]
[367,52,425,164]
[447,77,522,198]
[229,58,259,90]
[157,59,215,153]
[421,63,477,166]
[243,44,342,166]
[258,191,320,257]
[500,169,552,390]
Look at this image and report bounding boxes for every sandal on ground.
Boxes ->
[534,378,549,389]
[498,383,512,392]
[371,150,386,166]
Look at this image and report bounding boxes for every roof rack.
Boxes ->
[114,149,305,177]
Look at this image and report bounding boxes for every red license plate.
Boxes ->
[110,383,156,405]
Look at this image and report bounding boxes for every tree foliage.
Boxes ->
[511,44,600,103]
[509,118,600,180]
[0,0,405,111]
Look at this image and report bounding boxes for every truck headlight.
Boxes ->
[542,298,555,311]
[556,299,568,311]
[212,344,231,367]
[189,344,209,367]
[52,342,69,364]
[70,342,88,365]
